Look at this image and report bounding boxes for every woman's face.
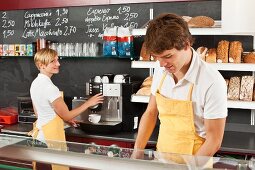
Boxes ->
[41,55,60,76]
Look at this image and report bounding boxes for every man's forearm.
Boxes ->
[195,137,222,156]
[134,113,157,150]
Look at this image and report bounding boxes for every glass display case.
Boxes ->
[0,134,254,170]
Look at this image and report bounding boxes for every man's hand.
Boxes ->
[131,149,144,160]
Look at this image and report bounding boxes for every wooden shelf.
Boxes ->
[131,94,255,109]
[131,61,255,72]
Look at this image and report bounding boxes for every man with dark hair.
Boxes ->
[133,13,227,157]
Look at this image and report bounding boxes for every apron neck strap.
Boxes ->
[157,72,168,93]
[187,83,194,101]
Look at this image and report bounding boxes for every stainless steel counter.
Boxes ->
[1,134,254,170]
[1,123,255,155]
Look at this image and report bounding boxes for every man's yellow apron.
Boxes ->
[28,115,69,170]
[155,73,212,167]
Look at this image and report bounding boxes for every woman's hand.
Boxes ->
[66,119,79,127]
[86,93,104,107]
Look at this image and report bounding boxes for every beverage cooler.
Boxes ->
[0,134,254,170]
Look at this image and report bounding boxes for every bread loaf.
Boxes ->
[188,16,215,27]
[228,76,241,100]
[182,16,192,22]
[239,76,254,101]
[137,76,153,95]
[253,88,255,101]
[205,48,216,63]
[225,79,229,89]
[196,46,208,61]
[140,42,150,61]
[229,41,242,63]
[243,52,255,63]
[141,76,153,88]
[217,40,229,63]
[136,87,151,96]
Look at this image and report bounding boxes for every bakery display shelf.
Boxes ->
[132,21,255,36]
[227,100,255,110]
[132,28,147,36]
[131,61,255,71]
[132,21,221,36]
[132,27,224,36]
[209,63,255,71]
[131,60,157,68]
[131,94,150,103]
[131,94,255,109]
[189,21,222,35]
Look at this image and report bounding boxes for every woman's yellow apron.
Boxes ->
[155,73,212,167]
[28,115,69,170]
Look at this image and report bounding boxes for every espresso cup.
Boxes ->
[101,76,109,83]
[94,76,101,83]
[88,114,101,124]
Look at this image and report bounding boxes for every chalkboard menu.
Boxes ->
[0,3,150,44]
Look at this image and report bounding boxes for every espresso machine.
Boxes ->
[72,74,143,134]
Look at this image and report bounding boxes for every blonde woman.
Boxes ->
[29,48,103,170]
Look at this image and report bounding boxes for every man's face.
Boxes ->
[152,48,188,74]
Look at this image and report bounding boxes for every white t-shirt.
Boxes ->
[30,73,61,142]
[151,48,228,138]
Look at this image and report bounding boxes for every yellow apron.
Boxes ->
[155,73,209,165]
[28,115,69,170]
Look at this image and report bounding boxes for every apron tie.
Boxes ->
[27,121,39,138]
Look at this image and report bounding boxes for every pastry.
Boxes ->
[227,76,241,100]
[188,16,215,27]
[225,79,229,89]
[182,16,192,22]
[196,46,208,61]
[240,76,254,101]
[140,42,150,61]
[205,48,216,63]
[217,40,229,63]
[243,52,255,63]
[136,87,151,96]
[141,76,153,88]
[229,41,243,63]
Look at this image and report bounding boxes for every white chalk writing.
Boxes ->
[2,11,16,38]
[21,8,76,39]
[84,5,139,38]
